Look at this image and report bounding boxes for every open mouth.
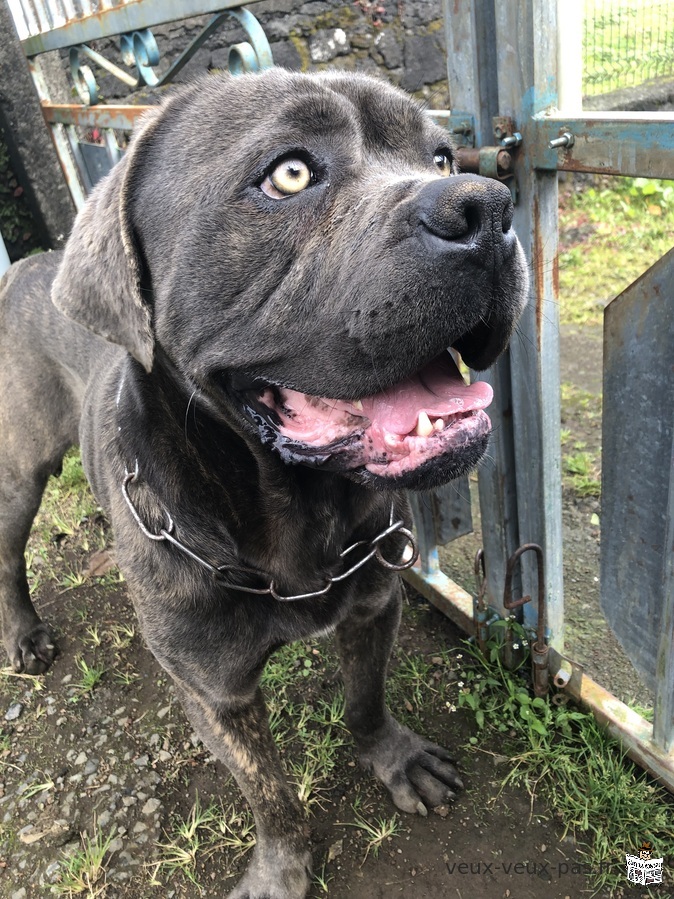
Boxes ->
[233,351,493,485]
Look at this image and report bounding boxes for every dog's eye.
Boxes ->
[262,158,313,199]
[433,151,452,177]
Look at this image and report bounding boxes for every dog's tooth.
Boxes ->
[433,417,444,431]
[353,399,364,411]
[416,411,434,438]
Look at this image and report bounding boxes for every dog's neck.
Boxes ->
[113,353,403,593]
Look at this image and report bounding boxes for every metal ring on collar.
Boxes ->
[122,464,175,542]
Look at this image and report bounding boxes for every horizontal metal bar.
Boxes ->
[42,101,152,129]
[403,567,474,636]
[409,571,674,794]
[548,648,674,794]
[20,0,255,55]
[534,113,674,178]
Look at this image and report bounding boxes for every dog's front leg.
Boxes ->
[336,581,463,814]
[172,681,311,899]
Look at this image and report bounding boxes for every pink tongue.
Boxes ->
[360,352,493,434]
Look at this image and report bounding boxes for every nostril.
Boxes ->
[502,199,514,233]
[463,203,482,239]
[421,201,483,243]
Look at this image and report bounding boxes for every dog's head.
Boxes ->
[53,69,528,490]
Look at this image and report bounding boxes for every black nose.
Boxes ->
[417,173,514,244]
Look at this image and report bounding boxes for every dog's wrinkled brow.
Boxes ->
[276,91,357,138]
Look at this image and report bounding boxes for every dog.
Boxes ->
[0,69,527,898]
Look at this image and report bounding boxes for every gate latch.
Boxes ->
[503,543,550,697]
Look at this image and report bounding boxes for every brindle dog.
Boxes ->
[0,70,527,898]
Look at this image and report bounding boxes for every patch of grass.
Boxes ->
[583,2,674,97]
[73,657,106,697]
[312,858,334,893]
[150,794,217,887]
[261,643,350,812]
[209,803,256,860]
[457,633,674,895]
[558,176,674,326]
[343,811,402,861]
[563,451,602,496]
[25,448,106,597]
[20,776,55,800]
[112,668,139,686]
[559,382,602,496]
[150,795,255,888]
[55,824,115,897]
[107,623,135,650]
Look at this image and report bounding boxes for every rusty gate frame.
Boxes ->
[7,0,674,790]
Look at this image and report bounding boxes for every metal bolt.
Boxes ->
[496,149,513,175]
[549,131,575,150]
[500,132,523,148]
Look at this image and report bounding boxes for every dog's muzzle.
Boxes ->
[230,349,493,485]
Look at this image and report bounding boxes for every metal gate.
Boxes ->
[7,0,674,788]
[411,0,674,790]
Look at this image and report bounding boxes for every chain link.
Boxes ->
[122,464,418,602]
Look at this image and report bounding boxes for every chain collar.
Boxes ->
[121,462,418,602]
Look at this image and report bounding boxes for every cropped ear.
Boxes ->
[51,107,165,372]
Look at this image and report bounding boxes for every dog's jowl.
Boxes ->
[0,70,527,898]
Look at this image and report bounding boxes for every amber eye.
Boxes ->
[434,151,452,177]
[261,158,313,199]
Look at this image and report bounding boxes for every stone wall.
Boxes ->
[89,0,450,108]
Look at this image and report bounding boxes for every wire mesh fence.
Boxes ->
[584,0,674,96]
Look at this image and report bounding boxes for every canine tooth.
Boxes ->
[433,418,444,431]
[416,411,434,438]
[353,400,363,411]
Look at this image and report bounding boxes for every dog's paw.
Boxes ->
[358,718,463,814]
[6,622,58,675]
[227,842,311,899]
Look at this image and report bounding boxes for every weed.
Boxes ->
[112,669,139,686]
[108,623,135,650]
[287,755,328,814]
[61,568,87,590]
[209,803,256,861]
[563,451,601,497]
[0,668,45,691]
[344,811,402,860]
[457,633,674,894]
[85,625,102,648]
[312,858,333,893]
[150,794,217,887]
[74,658,105,696]
[55,824,114,897]
[20,777,55,800]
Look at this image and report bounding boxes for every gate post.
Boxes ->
[443,0,521,615]
[491,0,564,647]
[444,0,564,644]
